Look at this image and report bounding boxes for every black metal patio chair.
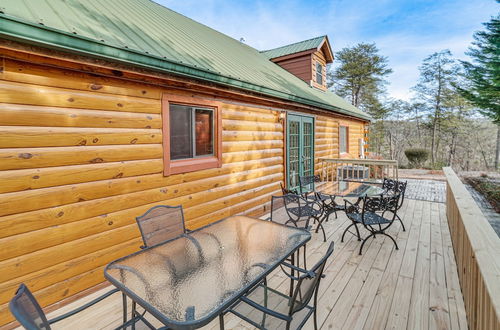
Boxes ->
[223,242,334,330]
[342,193,401,255]
[299,175,346,221]
[382,178,408,231]
[9,284,152,330]
[268,195,311,272]
[135,205,187,249]
[276,194,326,242]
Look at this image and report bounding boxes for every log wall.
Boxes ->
[0,57,284,325]
[314,115,366,174]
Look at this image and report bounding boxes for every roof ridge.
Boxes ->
[260,35,326,53]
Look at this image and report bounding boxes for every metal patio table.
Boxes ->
[315,180,386,198]
[311,180,388,221]
[104,215,311,330]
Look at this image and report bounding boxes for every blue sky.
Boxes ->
[157,0,498,101]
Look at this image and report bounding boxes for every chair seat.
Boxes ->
[347,212,392,225]
[288,206,321,217]
[229,284,313,329]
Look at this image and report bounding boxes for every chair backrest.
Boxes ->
[382,178,407,209]
[9,284,51,330]
[362,194,386,213]
[280,182,298,195]
[282,193,317,229]
[298,175,321,194]
[361,194,400,222]
[382,177,397,191]
[394,180,407,208]
[269,195,289,225]
[289,242,335,315]
[136,205,186,248]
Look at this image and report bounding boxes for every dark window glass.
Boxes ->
[169,104,214,160]
[316,63,323,85]
[340,126,348,153]
[195,109,213,156]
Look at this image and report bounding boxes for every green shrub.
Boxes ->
[404,148,429,168]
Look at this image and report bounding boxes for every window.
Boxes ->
[339,126,348,154]
[170,104,214,160]
[163,94,222,175]
[316,62,323,85]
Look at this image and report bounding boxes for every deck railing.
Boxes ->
[319,158,398,181]
[444,167,500,330]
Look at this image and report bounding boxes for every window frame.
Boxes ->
[339,125,349,154]
[316,62,323,85]
[162,93,222,176]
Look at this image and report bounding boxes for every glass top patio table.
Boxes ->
[314,180,386,198]
[104,215,311,329]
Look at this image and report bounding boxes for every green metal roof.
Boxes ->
[0,0,370,121]
[261,36,326,59]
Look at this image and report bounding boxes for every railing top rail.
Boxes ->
[443,167,500,320]
[319,158,398,165]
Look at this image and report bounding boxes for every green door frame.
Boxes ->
[286,113,315,191]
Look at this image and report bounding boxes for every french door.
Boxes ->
[287,114,315,191]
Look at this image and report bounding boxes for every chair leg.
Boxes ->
[131,301,136,330]
[303,245,307,270]
[359,233,376,255]
[382,232,399,250]
[289,253,295,297]
[353,223,362,241]
[341,223,353,242]
[313,308,318,330]
[315,218,326,242]
[122,293,127,326]
[396,214,406,231]
[219,314,225,330]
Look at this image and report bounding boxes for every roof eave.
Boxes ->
[0,15,370,121]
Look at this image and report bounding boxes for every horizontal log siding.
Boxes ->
[0,57,283,326]
[339,118,364,158]
[314,116,366,174]
[314,115,339,174]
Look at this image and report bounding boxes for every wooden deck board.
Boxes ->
[34,198,466,330]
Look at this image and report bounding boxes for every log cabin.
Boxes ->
[0,0,370,326]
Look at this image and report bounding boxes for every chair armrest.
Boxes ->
[48,288,120,324]
[344,199,360,214]
[280,261,316,278]
[302,191,315,200]
[238,296,291,321]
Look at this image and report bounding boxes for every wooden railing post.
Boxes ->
[443,167,500,330]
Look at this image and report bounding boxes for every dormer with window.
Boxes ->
[261,35,334,91]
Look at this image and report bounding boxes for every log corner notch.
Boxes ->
[443,167,500,330]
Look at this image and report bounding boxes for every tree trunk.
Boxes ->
[431,116,437,166]
[496,124,500,170]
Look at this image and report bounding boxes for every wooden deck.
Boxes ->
[41,198,468,330]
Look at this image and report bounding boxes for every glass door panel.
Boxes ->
[287,114,315,192]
